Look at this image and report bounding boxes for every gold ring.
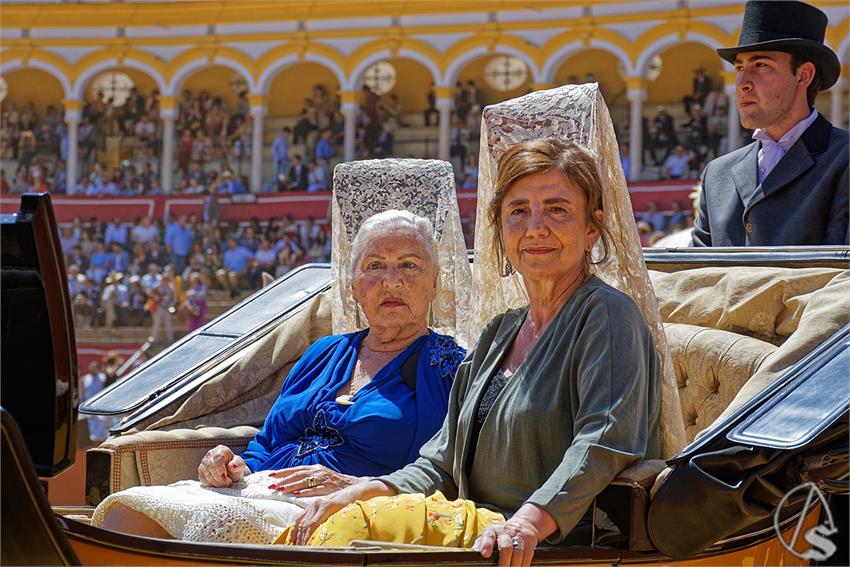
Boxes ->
[306,476,317,489]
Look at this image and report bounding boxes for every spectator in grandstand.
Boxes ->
[104,271,131,328]
[298,215,322,248]
[81,361,110,442]
[87,241,110,283]
[272,127,291,180]
[463,155,479,185]
[315,129,334,177]
[450,117,469,168]
[662,145,690,180]
[424,83,438,127]
[120,87,146,137]
[683,67,714,116]
[146,239,171,268]
[460,174,476,190]
[134,113,158,158]
[183,272,208,332]
[219,238,254,297]
[104,218,129,248]
[638,201,667,232]
[126,276,148,326]
[682,104,708,155]
[201,190,221,235]
[650,106,677,165]
[329,111,345,147]
[619,142,631,179]
[148,274,176,344]
[307,159,327,192]
[165,215,194,273]
[108,242,131,273]
[381,93,407,129]
[666,200,692,232]
[130,215,159,248]
[217,169,246,195]
[287,155,309,191]
[140,262,162,292]
[372,126,394,157]
[293,99,319,145]
[254,236,278,272]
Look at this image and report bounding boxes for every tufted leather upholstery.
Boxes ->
[664,323,776,442]
[85,425,257,505]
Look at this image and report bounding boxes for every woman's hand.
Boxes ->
[268,464,363,497]
[472,517,539,567]
[197,444,249,488]
[289,480,397,546]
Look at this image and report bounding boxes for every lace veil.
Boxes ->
[472,84,686,457]
[331,158,474,347]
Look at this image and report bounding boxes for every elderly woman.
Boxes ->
[92,209,466,544]
[283,140,662,565]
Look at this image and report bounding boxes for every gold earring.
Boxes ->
[502,258,514,277]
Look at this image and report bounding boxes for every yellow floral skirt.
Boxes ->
[274,491,505,548]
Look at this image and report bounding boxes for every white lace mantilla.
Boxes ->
[91,471,312,544]
[472,84,686,457]
[331,158,474,346]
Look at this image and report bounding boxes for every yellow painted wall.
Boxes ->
[2,68,64,115]
[267,62,339,116]
[646,43,723,105]
[457,55,530,107]
[555,49,625,101]
[181,65,243,111]
[386,57,433,113]
[85,67,158,101]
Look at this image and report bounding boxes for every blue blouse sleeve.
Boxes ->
[240,334,342,472]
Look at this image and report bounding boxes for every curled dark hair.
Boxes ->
[487,139,611,275]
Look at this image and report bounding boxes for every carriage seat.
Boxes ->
[85,425,258,505]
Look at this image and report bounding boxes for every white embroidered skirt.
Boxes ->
[91,471,311,544]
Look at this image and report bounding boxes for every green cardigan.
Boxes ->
[380,277,662,543]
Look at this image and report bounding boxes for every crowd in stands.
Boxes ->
[2,68,761,194]
[619,68,752,181]
[634,199,695,246]
[62,212,331,339]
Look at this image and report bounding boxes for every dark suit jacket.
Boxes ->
[288,164,308,191]
[692,115,848,246]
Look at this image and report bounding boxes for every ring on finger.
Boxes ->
[511,535,522,549]
[305,476,317,489]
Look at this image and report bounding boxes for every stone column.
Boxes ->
[625,78,645,182]
[830,77,847,129]
[435,86,454,162]
[159,96,177,194]
[339,90,359,162]
[722,71,741,152]
[62,100,82,194]
[249,95,266,193]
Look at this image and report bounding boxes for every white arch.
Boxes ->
[258,53,346,93]
[0,57,71,99]
[541,40,633,83]
[345,48,441,91]
[443,44,543,86]
[635,33,721,76]
[168,56,256,96]
[72,57,167,100]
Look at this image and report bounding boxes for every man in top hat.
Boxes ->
[692,0,848,247]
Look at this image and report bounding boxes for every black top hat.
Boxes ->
[716,0,840,90]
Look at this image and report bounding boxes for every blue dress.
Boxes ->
[241,330,465,477]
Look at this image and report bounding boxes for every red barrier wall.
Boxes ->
[0,182,696,224]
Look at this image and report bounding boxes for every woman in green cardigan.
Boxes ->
[279,139,662,566]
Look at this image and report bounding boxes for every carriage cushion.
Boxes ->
[664,323,776,442]
[85,425,258,505]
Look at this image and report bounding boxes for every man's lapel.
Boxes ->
[732,143,760,211]
[744,115,830,214]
